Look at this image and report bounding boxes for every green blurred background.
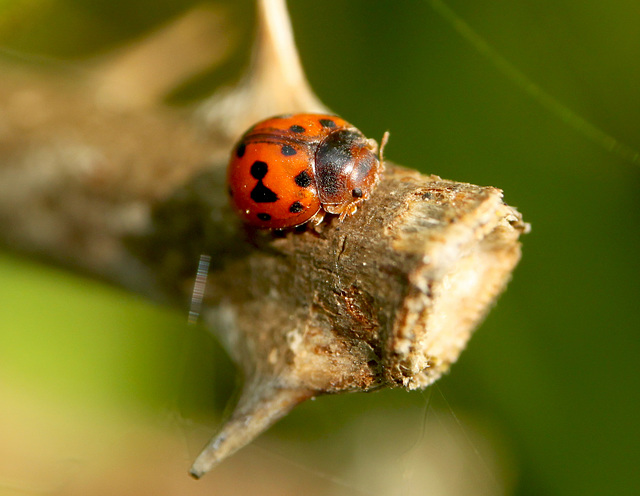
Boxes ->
[1,1,639,495]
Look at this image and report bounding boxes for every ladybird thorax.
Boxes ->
[314,128,381,214]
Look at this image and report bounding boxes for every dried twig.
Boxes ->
[0,0,528,478]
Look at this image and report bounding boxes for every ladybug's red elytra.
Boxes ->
[227,113,388,229]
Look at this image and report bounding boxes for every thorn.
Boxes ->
[189,378,313,478]
[198,0,329,140]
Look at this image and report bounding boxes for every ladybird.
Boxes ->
[227,113,388,229]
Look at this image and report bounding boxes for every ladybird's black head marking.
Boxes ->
[257,213,272,221]
[319,119,336,128]
[352,187,363,198]
[289,201,304,213]
[250,161,268,179]
[294,170,312,188]
[289,124,305,133]
[281,145,297,156]
[236,142,246,158]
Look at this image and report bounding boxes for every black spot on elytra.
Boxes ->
[319,119,336,128]
[281,145,297,156]
[352,187,363,198]
[227,186,233,197]
[250,161,268,179]
[251,182,278,203]
[289,201,304,213]
[289,124,305,133]
[257,213,271,221]
[236,142,246,158]
[294,170,312,188]
[249,160,278,203]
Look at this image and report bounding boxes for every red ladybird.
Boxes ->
[227,113,388,229]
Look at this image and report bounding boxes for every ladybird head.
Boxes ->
[314,128,383,215]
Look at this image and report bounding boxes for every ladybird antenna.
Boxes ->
[379,131,390,165]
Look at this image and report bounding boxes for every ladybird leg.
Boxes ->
[338,202,359,222]
[309,209,326,226]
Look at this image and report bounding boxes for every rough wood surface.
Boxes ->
[133,160,527,475]
[0,0,528,478]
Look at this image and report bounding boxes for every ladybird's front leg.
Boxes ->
[337,202,360,222]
